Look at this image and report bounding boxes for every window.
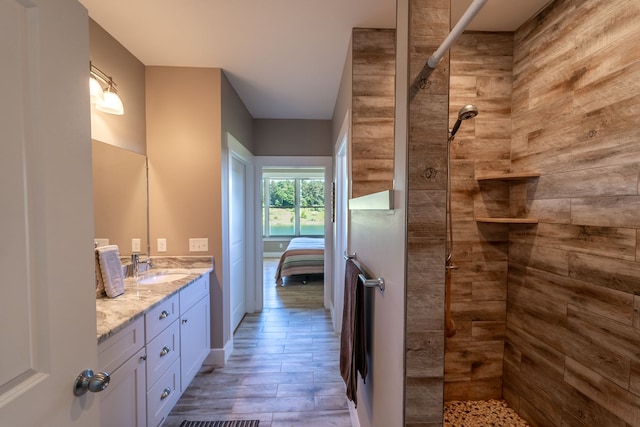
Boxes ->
[262,169,325,237]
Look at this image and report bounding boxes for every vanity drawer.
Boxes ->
[146,293,178,342]
[98,316,144,374]
[147,358,180,427]
[180,275,209,313]
[145,318,179,390]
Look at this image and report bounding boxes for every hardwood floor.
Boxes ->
[163,258,351,427]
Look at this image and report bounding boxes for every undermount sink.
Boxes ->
[136,271,190,285]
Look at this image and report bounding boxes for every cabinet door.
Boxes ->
[100,347,147,427]
[180,296,210,392]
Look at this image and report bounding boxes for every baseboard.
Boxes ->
[263,252,283,258]
[203,339,234,367]
[348,400,361,427]
[329,302,340,335]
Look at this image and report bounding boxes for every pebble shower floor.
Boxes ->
[444,399,530,427]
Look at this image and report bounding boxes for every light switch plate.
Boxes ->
[132,238,141,253]
[189,238,208,252]
[94,238,109,248]
[157,238,167,252]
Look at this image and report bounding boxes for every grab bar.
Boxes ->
[344,252,385,292]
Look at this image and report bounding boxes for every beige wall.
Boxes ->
[504,0,640,425]
[145,66,225,349]
[146,66,222,259]
[253,119,332,156]
[89,19,146,154]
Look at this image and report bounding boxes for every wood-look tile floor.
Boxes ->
[163,258,351,427]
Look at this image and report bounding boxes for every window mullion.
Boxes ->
[295,178,301,236]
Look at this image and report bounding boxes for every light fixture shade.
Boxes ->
[89,77,104,104]
[96,90,124,115]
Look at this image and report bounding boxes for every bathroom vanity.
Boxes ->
[96,264,212,427]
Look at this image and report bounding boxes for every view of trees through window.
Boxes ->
[263,177,325,237]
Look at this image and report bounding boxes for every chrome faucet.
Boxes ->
[131,253,152,277]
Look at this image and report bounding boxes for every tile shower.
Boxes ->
[409,0,640,425]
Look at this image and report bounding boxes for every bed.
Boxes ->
[274,237,325,285]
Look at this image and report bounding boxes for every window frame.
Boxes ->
[262,171,325,238]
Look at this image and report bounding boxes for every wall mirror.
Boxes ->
[92,140,148,256]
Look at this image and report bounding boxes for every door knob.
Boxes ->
[73,369,110,396]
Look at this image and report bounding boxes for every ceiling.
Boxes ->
[79,0,550,120]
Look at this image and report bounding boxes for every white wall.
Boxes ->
[352,1,408,425]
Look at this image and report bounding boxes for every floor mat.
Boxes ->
[180,421,259,427]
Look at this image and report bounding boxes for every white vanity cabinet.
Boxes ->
[179,274,210,391]
[97,271,211,427]
[98,317,147,427]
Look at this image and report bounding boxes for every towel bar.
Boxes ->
[344,252,385,292]
[358,274,385,292]
[344,252,356,260]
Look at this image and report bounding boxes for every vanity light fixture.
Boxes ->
[90,62,124,115]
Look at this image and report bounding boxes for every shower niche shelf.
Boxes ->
[475,172,540,181]
[474,171,540,224]
[475,217,539,224]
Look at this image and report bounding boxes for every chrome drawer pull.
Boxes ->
[159,310,170,320]
[161,387,171,400]
[160,346,171,357]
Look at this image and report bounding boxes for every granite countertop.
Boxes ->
[96,257,213,344]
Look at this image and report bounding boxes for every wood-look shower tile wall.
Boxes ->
[351,28,396,199]
[504,0,640,426]
[445,32,515,401]
[406,0,450,425]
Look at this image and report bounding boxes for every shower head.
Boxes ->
[458,104,479,120]
[449,104,479,140]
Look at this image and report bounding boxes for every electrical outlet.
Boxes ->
[94,238,109,248]
[132,238,141,253]
[189,238,208,252]
[279,243,284,249]
[157,238,167,252]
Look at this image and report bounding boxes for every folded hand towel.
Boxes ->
[95,250,106,298]
[96,245,125,298]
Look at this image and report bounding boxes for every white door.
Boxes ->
[0,1,102,426]
[230,156,247,331]
[333,136,349,333]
